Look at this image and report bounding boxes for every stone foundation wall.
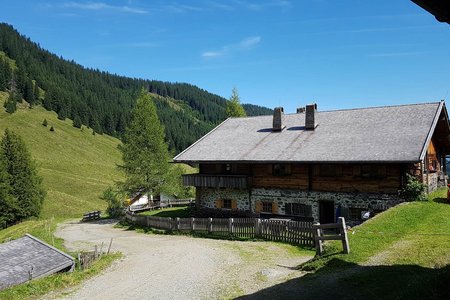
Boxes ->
[196,187,403,224]
[197,188,250,211]
[251,188,402,222]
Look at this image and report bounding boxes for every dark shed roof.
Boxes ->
[412,0,450,24]
[0,234,75,290]
[174,101,447,164]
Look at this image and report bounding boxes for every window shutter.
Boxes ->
[313,165,320,176]
[231,199,238,210]
[215,199,223,208]
[255,201,262,213]
[272,202,278,214]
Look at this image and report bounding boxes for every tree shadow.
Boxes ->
[235,259,450,300]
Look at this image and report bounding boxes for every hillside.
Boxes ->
[0,91,123,218]
[0,23,272,154]
[249,195,450,299]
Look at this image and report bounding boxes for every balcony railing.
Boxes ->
[182,174,249,189]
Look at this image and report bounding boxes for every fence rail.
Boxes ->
[313,217,350,255]
[125,212,315,247]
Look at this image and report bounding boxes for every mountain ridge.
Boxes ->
[0,23,272,153]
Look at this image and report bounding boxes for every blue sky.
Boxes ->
[2,0,450,113]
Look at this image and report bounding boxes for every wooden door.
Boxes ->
[319,200,335,224]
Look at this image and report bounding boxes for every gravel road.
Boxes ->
[54,219,313,299]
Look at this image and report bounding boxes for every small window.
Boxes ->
[428,156,438,173]
[262,201,273,213]
[222,163,232,173]
[223,199,232,209]
[349,208,364,221]
[285,203,312,217]
[319,164,342,177]
[273,164,291,176]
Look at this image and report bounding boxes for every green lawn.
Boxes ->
[268,191,450,299]
[0,92,123,218]
[139,206,192,218]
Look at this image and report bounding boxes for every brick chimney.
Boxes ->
[305,103,317,130]
[273,107,285,131]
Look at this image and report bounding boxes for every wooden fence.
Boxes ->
[125,212,315,247]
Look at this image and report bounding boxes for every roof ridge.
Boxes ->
[314,101,443,114]
[223,101,443,118]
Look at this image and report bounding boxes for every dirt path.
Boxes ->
[53,220,313,299]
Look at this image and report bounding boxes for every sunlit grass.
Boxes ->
[0,92,123,218]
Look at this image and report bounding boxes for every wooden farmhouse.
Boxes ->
[174,102,450,225]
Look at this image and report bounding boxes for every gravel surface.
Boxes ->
[53,219,313,299]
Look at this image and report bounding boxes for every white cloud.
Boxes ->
[239,36,261,49]
[63,1,148,14]
[202,36,261,59]
[163,3,203,13]
[202,51,225,58]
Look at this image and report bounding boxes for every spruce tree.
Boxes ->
[73,115,82,128]
[24,79,35,106]
[4,92,17,114]
[226,87,247,117]
[118,89,170,196]
[0,152,18,228]
[0,129,45,220]
[0,60,7,91]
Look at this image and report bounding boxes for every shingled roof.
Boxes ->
[0,234,75,290]
[174,101,448,163]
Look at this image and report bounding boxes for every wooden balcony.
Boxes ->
[182,174,249,189]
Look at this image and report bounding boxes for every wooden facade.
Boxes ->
[186,162,405,194]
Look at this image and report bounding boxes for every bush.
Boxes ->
[402,174,427,201]
[101,187,125,218]
[50,126,55,132]
[42,119,48,126]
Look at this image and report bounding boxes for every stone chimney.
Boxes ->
[273,107,285,132]
[305,103,317,130]
[297,107,305,113]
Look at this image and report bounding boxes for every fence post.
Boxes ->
[338,217,350,254]
[208,217,213,233]
[176,217,180,231]
[191,217,195,231]
[313,222,323,256]
[229,218,234,235]
[146,216,150,227]
[255,218,261,237]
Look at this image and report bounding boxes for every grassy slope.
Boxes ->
[0,91,123,218]
[249,192,450,299]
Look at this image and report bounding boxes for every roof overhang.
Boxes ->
[412,0,450,24]
[174,160,421,164]
[419,101,450,160]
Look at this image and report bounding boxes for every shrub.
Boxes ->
[101,187,125,218]
[42,119,48,126]
[49,126,55,132]
[402,173,427,201]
